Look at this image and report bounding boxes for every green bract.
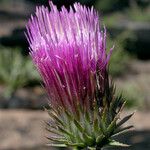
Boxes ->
[45,81,133,150]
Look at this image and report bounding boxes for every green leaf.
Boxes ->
[82,132,94,146]
[57,126,74,138]
[110,94,123,115]
[93,118,99,134]
[106,113,119,136]
[45,121,58,130]
[45,127,62,136]
[113,125,134,136]
[74,129,85,143]
[47,110,64,126]
[117,112,134,128]
[85,110,91,123]
[99,118,107,135]
[46,136,67,143]
[108,139,130,147]
[64,109,73,121]
[67,142,85,147]
[96,134,105,143]
[74,119,84,132]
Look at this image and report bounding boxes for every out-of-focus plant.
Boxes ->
[127,1,150,22]
[28,0,97,7]
[120,82,142,108]
[95,0,149,13]
[26,2,133,149]
[95,0,128,12]
[0,46,39,99]
[52,0,96,5]
[102,1,150,26]
[116,74,150,109]
[107,31,141,108]
[107,31,131,77]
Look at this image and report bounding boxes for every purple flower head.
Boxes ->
[26,1,112,112]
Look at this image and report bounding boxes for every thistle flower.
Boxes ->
[26,1,133,149]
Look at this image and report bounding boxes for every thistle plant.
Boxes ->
[26,1,133,149]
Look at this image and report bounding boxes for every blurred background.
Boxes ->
[0,0,150,149]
